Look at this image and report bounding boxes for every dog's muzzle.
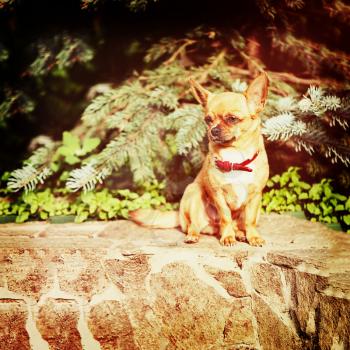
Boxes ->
[210,126,221,138]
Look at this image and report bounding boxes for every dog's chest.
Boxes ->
[211,149,257,205]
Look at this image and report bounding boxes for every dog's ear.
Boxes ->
[246,72,269,116]
[189,78,211,107]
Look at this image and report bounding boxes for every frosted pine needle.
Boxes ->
[262,112,307,141]
[7,165,52,193]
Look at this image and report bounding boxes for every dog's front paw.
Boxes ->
[235,230,247,242]
[220,235,237,247]
[248,236,265,247]
[184,234,200,244]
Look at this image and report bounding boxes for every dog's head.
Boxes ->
[189,73,269,145]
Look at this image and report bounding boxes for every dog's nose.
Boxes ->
[211,127,221,137]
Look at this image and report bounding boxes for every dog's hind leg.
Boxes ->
[180,182,209,244]
[184,223,201,243]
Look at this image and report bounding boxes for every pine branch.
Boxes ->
[7,165,52,193]
[66,163,110,192]
[163,39,196,65]
[166,105,206,154]
[323,0,350,24]
[262,112,307,141]
[271,31,350,79]
[295,125,350,166]
[7,142,57,192]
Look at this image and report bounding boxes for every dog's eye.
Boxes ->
[226,116,239,124]
[205,116,213,124]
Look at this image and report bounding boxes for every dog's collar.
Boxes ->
[214,151,259,173]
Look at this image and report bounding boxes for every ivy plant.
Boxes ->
[0,180,175,223]
[54,131,100,166]
[262,167,350,233]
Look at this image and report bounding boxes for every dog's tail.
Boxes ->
[129,209,180,229]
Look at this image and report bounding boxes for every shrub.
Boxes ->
[0,180,175,223]
[262,167,350,232]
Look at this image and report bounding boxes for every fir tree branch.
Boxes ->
[163,39,196,65]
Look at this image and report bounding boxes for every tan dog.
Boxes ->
[130,73,269,246]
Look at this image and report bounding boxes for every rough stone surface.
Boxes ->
[284,269,319,336]
[2,249,54,301]
[205,266,249,298]
[317,295,350,350]
[104,254,151,292]
[0,299,30,350]
[223,298,257,347]
[56,249,109,301]
[250,263,285,304]
[88,300,137,350]
[150,262,233,350]
[36,298,82,350]
[0,213,349,350]
[253,294,302,350]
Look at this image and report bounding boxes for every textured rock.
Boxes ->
[149,263,232,350]
[0,214,349,350]
[253,294,302,350]
[317,295,350,350]
[0,299,30,350]
[56,249,109,301]
[204,266,249,297]
[250,263,284,304]
[223,298,257,347]
[284,269,319,335]
[36,298,82,350]
[88,300,137,350]
[4,249,54,301]
[104,254,151,292]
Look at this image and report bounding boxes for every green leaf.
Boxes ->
[322,216,332,223]
[324,185,332,199]
[345,198,350,210]
[75,211,89,223]
[330,199,338,207]
[271,175,280,183]
[306,203,320,215]
[1,172,11,181]
[335,204,345,211]
[57,146,71,157]
[299,182,311,190]
[120,208,129,218]
[65,154,81,165]
[98,211,107,220]
[343,214,350,225]
[89,203,97,214]
[40,211,49,220]
[30,203,38,214]
[63,131,80,150]
[82,137,100,154]
[50,162,60,172]
[266,180,274,188]
[332,193,347,201]
[16,211,30,223]
[298,193,308,200]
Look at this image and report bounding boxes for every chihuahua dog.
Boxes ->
[130,73,269,246]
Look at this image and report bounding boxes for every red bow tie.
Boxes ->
[215,151,259,173]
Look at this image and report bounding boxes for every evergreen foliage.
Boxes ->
[0,33,94,128]
[4,23,349,195]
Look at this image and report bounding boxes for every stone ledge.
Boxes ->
[0,213,349,350]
